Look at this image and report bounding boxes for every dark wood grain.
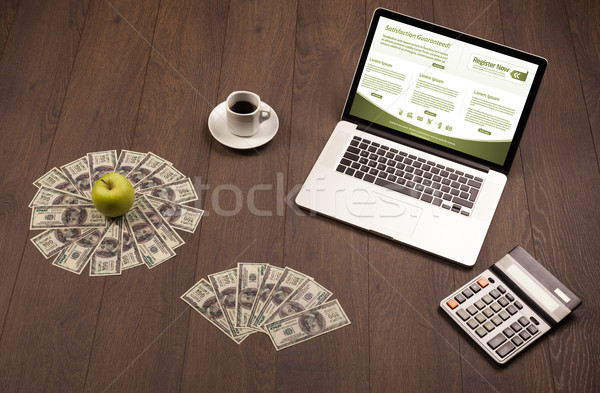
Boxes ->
[502,0,600,392]
[0,0,87,344]
[0,1,598,392]
[0,0,157,391]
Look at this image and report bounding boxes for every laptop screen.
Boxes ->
[343,9,546,173]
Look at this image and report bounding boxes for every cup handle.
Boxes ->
[259,105,271,123]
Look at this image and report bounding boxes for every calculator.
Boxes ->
[440,246,581,364]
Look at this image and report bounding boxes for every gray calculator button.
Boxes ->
[470,283,481,293]
[514,300,523,309]
[512,336,523,346]
[462,288,474,299]
[456,308,470,321]
[489,289,500,299]
[490,303,501,313]
[454,293,467,304]
[527,325,539,335]
[503,327,515,338]
[491,316,503,326]
[474,313,487,324]
[466,305,478,315]
[510,322,522,332]
[519,330,531,341]
[482,295,493,304]
[497,285,506,294]
[474,300,485,310]
[483,308,494,318]
[487,333,507,349]
[506,293,514,301]
[496,341,516,358]
[467,319,479,329]
[506,305,518,315]
[498,297,509,307]
[518,316,530,327]
[483,321,495,332]
[475,326,487,338]
[499,311,510,321]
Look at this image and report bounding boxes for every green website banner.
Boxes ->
[350,92,511,165]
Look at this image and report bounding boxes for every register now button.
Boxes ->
[371,92,382,99]
[478,128,491,135]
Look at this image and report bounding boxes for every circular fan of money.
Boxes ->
[29,150,204,276]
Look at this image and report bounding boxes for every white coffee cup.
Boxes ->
[226,91,271,137]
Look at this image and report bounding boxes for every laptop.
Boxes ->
[295,8,547,267]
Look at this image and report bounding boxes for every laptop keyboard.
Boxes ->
[336,136,484,216]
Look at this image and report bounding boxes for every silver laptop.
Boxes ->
[295,9,546,266]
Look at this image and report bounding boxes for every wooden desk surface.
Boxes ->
[0,0,598,392]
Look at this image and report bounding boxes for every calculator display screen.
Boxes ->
[506,264,560,313]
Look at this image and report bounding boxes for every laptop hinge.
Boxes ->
[354,122,491,173]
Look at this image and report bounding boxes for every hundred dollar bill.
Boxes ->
[254,267,312,327]
[145,194,204,233]
[236,263,267,328]
[33,167,81,196]
[139,178,198,204]
[89,218,122,276]
[125,206,176,268]
[121,221,144,270]
[29,186,91,207]
[261,278,332,328]
[60,156,92,198]
[265,299,351,351]
[52,227,108,274]
[115,150,146,176]
[181,279,248,344]
[208,269,256,338]
[31,228,94,259]
[247,265,285,327]
[133,196,184,249]
[30,205,107,230]
[135,162,185,190]
[87,150,117,184]
[126,152,168,187]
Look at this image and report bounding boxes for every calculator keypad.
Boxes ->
[442,270,551,363]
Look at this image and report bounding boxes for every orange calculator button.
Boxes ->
[446,299,459,309]
[477,277,489,288]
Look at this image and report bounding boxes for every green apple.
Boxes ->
[91,173,135,217]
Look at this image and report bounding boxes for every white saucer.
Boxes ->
[208,101,279,149]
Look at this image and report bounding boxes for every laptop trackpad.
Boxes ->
[361,191,423,237]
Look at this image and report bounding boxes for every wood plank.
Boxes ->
[501,0,600,392]
[0,0,159,391]
[82,1,228,392]
[0,0,87,337]
[0,0,19,57]
[564,0,600,161]
[279,1,369,392]
[363,2,463,392]
[179,1,297,392]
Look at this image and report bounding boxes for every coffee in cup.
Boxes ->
[226,91,271,137]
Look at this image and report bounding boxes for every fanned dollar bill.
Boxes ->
[133,196,185,250]
[121,221,144,270]
[87,150,117,184]
[124,206,176,268]
[115,150,146,176]
[139,178,198,204]
[89,218,123,276]
[247,265,285,327]
[265,299,351,350]
[52,227,108,274]
[29,186,91,207]
[181,279,248,344]
[30,205,107,230]
[31,228,94,259]
[236,263,267,328]
[135,162,185,190]
[33,167,81,196]
[60,156,92,198]
[261,278,332,328]
[126,152,169,187]
[208,269,256,338]
[254,267,312,328]
[145,194,204,233]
